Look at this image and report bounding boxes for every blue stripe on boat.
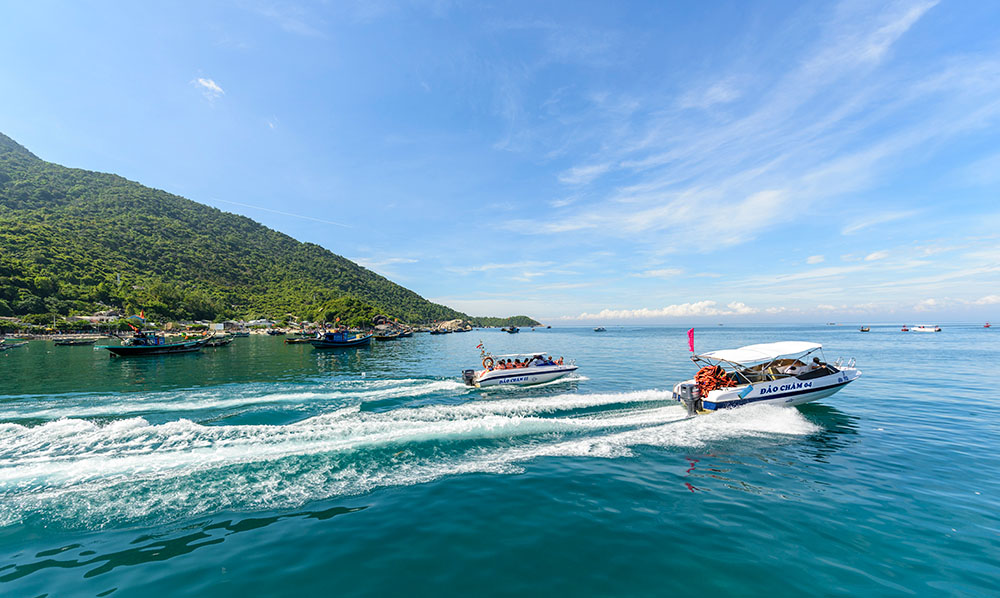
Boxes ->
[702,379,851,410]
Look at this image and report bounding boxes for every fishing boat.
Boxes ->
[901,325,909,332]
[53,338,98,346]
[985,322,991,328]
[309,331,372,348]
[429,328,450,335]
[233,331,251,337]
[0,340,29,351]
[501,327,519,334]
[266,329,285,336]
[672,341,861,414]
[594,327,606,332]
[911,325,941,333]
[859,326,870,332]
[104,331,210,356]
[374,331,400,341]
[205,335,234,347]
[398,328,414,338]
[462,352,577,388]
[284,337,314,344]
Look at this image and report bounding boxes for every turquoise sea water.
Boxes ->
[1,325,997,596]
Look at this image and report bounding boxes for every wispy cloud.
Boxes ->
[461,261,554,273]
[570,300,759,320]
[631,268,683,278]
[212,198,350,228]
[864,250,889,261]
[558,163,610,185]
[243,1,323,36]
[501,1,987,256]
[807,255,825,264]
[192,77,225,101]
[352,257,418,269]
[842,210,918,235]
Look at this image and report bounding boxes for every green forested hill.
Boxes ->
[0,133,538,327]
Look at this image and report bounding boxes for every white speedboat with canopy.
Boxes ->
[462,350,577,388]
[672,341,860,414]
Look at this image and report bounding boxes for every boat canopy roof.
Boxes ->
[491,352,552,359]
[696,341,821,364]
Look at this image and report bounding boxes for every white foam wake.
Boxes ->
[0,378,471,420]
[0,390,819,527]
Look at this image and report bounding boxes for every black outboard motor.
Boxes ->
[462,369,477,386]
[676,383,702,416]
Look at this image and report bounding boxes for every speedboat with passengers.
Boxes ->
[463,352,577,387]
[911,325,941,332]
[672,341,860,414]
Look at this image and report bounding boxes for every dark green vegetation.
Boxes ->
[0,133,540,328]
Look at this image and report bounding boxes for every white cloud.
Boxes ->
[570,300,759,320]
[865,250,890,261]
[192,77,225,101]
[677,77,743,110]
[974,295,1000,305]
[807,255,825,264]
[842,210,918,235]
[631,268,683,278]
[914,298,939,311]
[461,261,554,273]
[352,257,418,269]
[558,163,611,185]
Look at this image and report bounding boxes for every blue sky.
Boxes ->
[2,0,999,323]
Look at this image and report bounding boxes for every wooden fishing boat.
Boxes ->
[0,340,29,351]
[284,337,314,344]
[309,331,372,348]
[374,331,400,341]
[205,335,234,347]
[104,331,210,356]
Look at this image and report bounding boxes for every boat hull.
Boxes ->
[692,367,861,411]
[471,365,578,387]
[309,335,372,348]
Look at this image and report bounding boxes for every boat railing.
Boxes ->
[833,357,856,369]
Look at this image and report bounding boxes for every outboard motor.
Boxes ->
[677,383,702,416]
[462,369,477,386]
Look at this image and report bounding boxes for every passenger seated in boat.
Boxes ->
[557,357,563,365]
[779,360,808,375]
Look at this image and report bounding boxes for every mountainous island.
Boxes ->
[0,133,539,328]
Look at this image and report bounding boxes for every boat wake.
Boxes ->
[0,382,819,528]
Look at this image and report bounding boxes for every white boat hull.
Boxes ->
[675,367,861,411]
[470,364,578,387]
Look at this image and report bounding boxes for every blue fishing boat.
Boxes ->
[309,331,372,348]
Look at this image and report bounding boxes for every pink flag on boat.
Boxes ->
[687,328,694,352]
